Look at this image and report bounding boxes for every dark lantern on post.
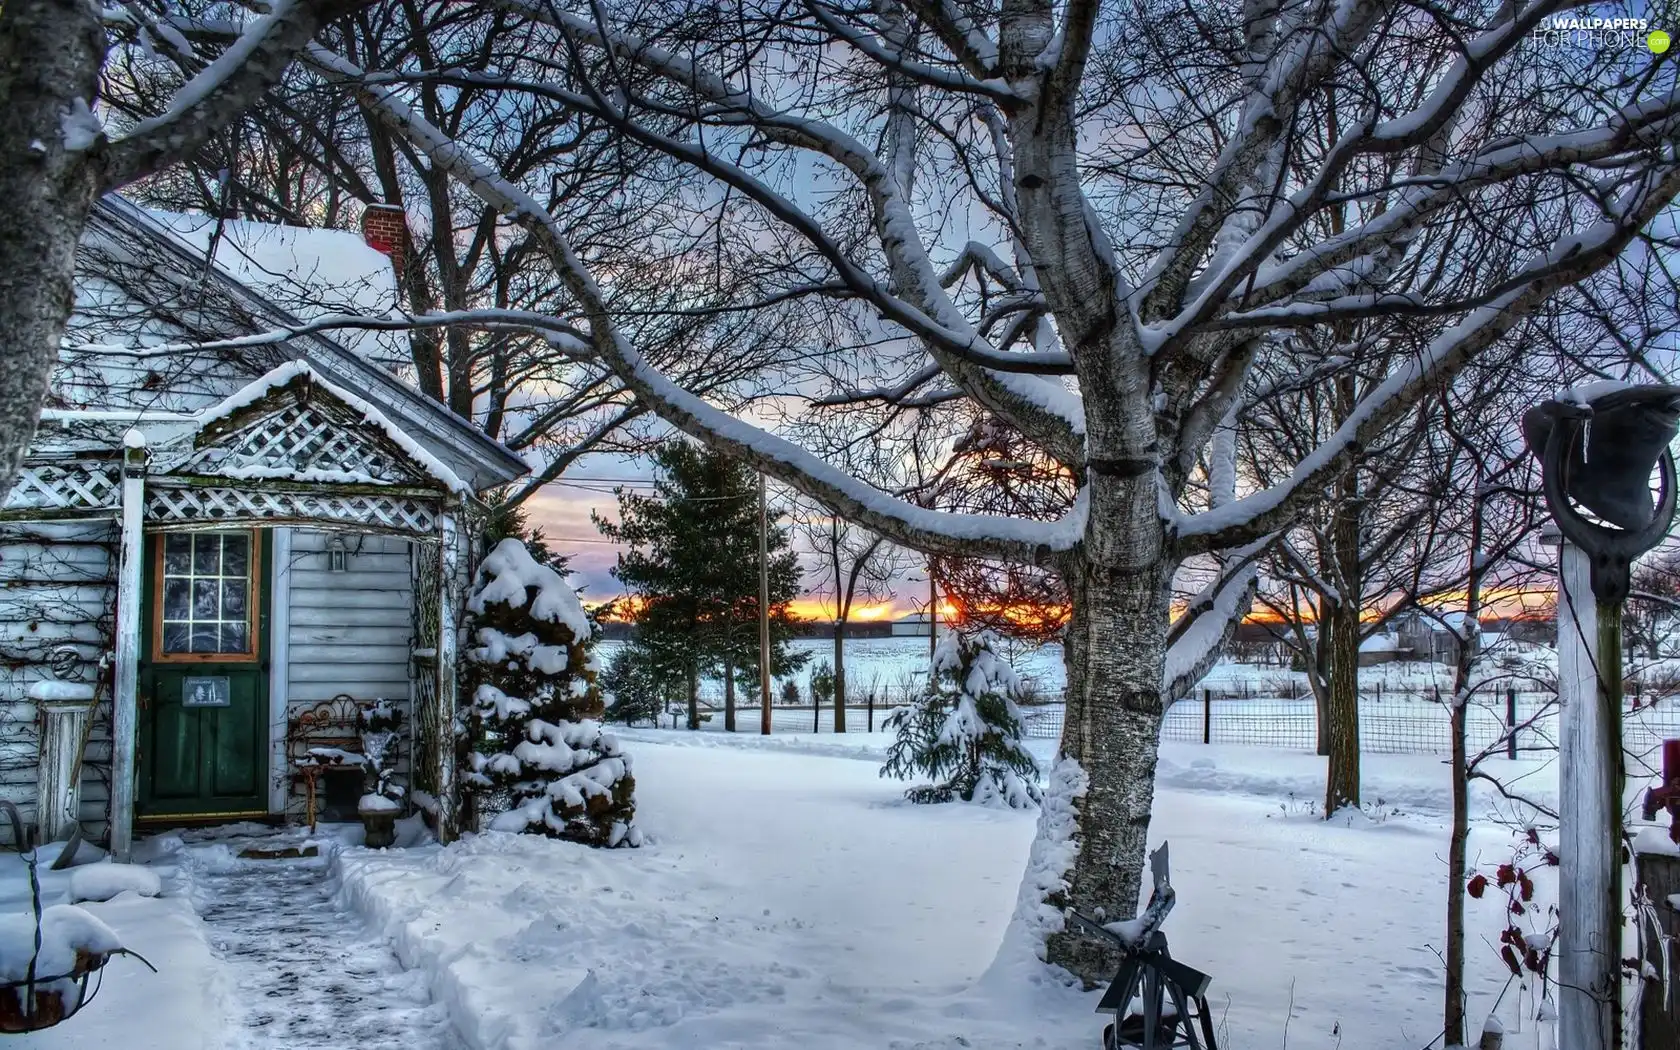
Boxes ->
[1522,384,1680,604]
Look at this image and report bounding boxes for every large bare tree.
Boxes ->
[160,0,1680,981]
[0,0,383,504]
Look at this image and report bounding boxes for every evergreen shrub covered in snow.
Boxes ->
[880,631,1042,808]
[461,539,640,847]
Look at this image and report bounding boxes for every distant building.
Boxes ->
[789,620,893,639]
[891,613,934,637]
[1392,610,1511,664]
[1357,632,1402,666]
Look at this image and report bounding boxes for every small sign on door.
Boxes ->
[182,676,231,708]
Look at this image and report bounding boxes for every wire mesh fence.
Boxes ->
[1018,688,1680,761]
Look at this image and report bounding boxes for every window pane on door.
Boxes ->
[159,532,256,655]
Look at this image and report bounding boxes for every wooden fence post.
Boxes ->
[1507,687,1518,761]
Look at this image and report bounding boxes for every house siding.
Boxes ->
[0,521,118,845]
[284,530,416,706]
[279,529,417,820]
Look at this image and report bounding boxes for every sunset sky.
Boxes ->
[528,458,1558,626]
[524,457,939,620]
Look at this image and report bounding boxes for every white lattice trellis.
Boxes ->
[184,403,425,485]
[146,484,439,534]
[3,463,120,511]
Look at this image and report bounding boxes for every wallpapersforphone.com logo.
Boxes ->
[1530,15,1672,52]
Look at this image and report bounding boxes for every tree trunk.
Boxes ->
[1324,598,1362,814]
[833,621,847,733]
[686,661,699,730]
[1323,468,1363,814]
[0,0,107,506]
[1045,566,1171,982]
[1446,482,1486,1050]
[724,653,736,732]
[1311,669,1331,756]
[1445,692,1470,1047]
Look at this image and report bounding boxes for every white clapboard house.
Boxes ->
[1,196,526,858]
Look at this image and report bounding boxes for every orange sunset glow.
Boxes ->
[592,588,1558,628]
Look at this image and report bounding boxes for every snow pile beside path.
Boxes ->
[69,863,163,903]
[335,741,1071,1050]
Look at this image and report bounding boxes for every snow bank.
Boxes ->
[68,864,163,903]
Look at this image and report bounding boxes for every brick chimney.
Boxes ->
[360,203,410,285]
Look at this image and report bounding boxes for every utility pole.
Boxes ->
[759,473,772,736]
[928,557,938,659]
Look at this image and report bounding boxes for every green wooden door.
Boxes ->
[137,530,271,822]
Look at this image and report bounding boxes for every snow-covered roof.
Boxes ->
[1358,633,1400,653]
[145,209,403,366]
[190,361,471,493]
[41,196,527,493]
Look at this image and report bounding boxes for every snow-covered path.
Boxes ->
[189,856,462,1050]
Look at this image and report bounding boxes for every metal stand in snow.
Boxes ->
[1523,385,1680,1050]
[1071,844,1219,1050]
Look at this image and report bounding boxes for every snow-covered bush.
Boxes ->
[461,539,640,847]
[880,631,1041,808]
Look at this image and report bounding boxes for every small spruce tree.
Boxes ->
[600,642,673,727]
[461,538,640,846]
[880,631,1042,808]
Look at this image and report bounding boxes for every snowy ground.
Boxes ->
[2,846,222,1050]
[336,733,1562,1050]
[180,832,459,1049]
[11,730,1572,1050]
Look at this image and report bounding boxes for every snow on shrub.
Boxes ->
[461,539,641,847]
[880,631,1042,808]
